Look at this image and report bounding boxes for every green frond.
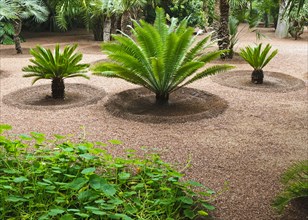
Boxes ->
[182,65,235,87]
[239,43,278,70]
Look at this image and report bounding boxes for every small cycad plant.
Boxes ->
[92,7,234,105]
[239,43,278,84]
[273,160,308,214]
[22,44,89,99]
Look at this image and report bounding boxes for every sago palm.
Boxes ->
[239,43,278,84]
[92,7,234,105]
[22,44,90,99]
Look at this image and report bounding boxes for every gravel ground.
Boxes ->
[0,26,307,220]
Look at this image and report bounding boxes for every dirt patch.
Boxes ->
[211,70,305,92]
[104,87,228,123]
[3,83,106,110]
[79,45,102,54]
[0,48,31,58]
[0,70,10,79]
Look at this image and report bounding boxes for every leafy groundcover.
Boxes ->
[0,125,215,220]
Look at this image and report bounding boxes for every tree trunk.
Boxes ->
[155,93,169,105]
[92,15,104,41]
[251,69,264,84]
[51,78,65,99]
[13,20,22,54]
[121,11,132,36]
[111,15,119,35]
[218,0,230,60]
[103,17,112,42]
[275,0,289,38]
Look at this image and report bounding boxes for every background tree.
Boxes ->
[0,0,49,53]
[217,0,230,59]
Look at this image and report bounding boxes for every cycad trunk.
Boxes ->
[13,20,22,54]
[103,17,112,42]
[218,0,230,59]
[51,78,65,99]
[251,69,264,84]
[121,11,132,36]
[155,93,169,105]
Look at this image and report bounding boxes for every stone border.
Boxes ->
[2,83,106,110]
[211,70,305,92]
[104,87,228,124]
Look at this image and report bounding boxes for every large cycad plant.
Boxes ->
[22,44,89,99]
[92,7,233,105]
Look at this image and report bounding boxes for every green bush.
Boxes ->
[273,160,308,214]
[92,7,233,105]
[239,43,278,84]
[22,44,89,99]
[0,124,216,219]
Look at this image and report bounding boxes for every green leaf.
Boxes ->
[184,209,195,219]
[0,124,12,133]
[48,208,65,216]
[101,184,116,197]
[89,175,107,190]
[179,196,193,204]
[6,196,27,202]
[81,167,96,175]
[108,139,122,145]
[118,172,131,180]
[13,176,29,183]
[201,202,215,210]
[60,214,75,220]
[66,177,88,190]
[198,210,209,216]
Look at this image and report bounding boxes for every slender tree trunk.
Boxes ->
[121,11,132,36]
[51,78,65,99]
[13,20,22,54]
[111,15,119,35]
[155,93,169,105]
[251,69,264,84]
[103,17,112,42]
[211,0,220,37]
[92,15,104,41]
[275,0,289,38]
[217,0,230,59]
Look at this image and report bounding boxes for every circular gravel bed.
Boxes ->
[105,87,228,123]
[211,70,305,92]
[3,83,106,110]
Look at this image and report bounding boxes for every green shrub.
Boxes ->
[239,43,278,84]
[92,7,233,105]
[0,124,216,219]
[22,44,89,99]
[273,160,308,214]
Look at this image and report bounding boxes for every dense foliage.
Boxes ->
[93,8,233,104]
[239,43,278,84]
[0,0,49,52]
[22,44,89,99]
[0,124,216,219]
[273,160,308,214]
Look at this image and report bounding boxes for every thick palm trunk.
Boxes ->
[251,69,264,84]
[155,93,169,105]
[13,20,22,54]
[92,15,104,41]
[51,78,65,99]
[121,11,132,36]
[275,0,289,38]
[218,0,230,59]
[103,17,112,42]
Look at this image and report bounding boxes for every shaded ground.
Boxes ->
[0,26,307,220]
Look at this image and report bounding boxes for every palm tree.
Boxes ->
[218,0,230,59]
[119,0,145,35]
[92,8,233,105]
[22,44,89,99]
[0,0,49,54]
